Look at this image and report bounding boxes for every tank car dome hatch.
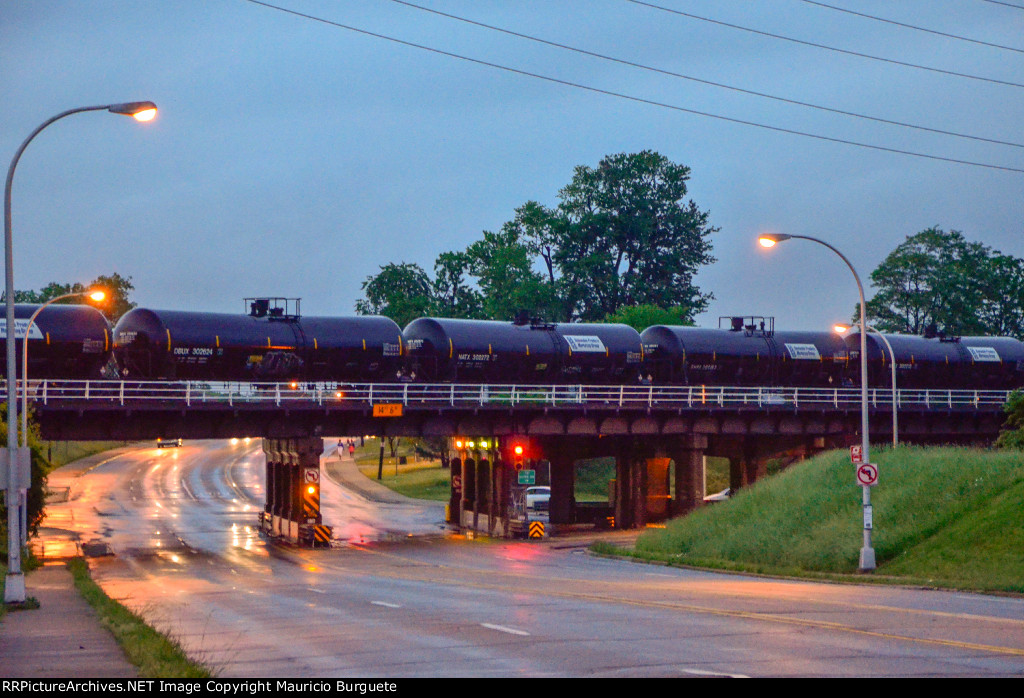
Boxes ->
[3,303,112,379]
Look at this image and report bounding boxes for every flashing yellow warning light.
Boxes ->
[479,440,490,449]
[466,441,475,449]
[307,485,317,495]
[290,381,299,389]
[454,439,464,449]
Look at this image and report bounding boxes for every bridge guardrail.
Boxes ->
[0,380,1013,412]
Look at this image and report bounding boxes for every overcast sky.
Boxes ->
[2,0,1021,331]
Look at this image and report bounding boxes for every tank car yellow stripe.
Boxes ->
[363,339,366,351]
[526,345,530,356]
[103,329,108,351]
[398,334,403,356]
[46,332,51,345]
[166,329,172,351]
[449,338,454,359]
[313,338,318,350]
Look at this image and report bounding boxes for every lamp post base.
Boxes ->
[4,571,26,604]
[859,547,876,572]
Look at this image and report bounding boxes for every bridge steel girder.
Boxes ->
[34,400,1005,444]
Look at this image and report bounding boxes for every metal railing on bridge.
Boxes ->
[2,380,1014,412]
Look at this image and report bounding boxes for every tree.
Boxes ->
[0,404,49,549]
[529,150,716,321]
[864,228,1024,338]
[603,304,694,332]
[11,271,136,323]
[996,390,1024,449]
[355,262,433,328]
[431,251,482,319]
[464,227,561,321]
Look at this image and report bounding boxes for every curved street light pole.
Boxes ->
[759,233,876,572]
[4,102,156,604]
[836,323,898,447]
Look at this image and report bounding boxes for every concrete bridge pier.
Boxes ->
[259,437,331,547]
[670,434,708,517]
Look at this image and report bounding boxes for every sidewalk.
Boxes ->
[1,448,140,678]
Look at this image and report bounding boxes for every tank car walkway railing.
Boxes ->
[3,380,1015,412]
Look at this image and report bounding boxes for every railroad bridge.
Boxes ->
[25,379,1013,541]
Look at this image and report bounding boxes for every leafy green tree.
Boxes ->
[603,304,694,332]
[431,251,482,319]
[864,228,1024,338]
[464,227,561,321]
[996,390,1024,449]
[528,150,715,321]
[10,272,136,323]
[0,404,49,548]
[355,262,433,327]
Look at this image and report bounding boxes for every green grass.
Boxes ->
[631,446,1024,592]
[42,441,133,471]
[67,558,212,678]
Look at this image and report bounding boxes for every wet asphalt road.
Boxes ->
[54,440,1024,677]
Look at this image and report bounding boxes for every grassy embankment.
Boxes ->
[66,558,212,677]
[351,438,450,500]
[614,446,1024,593]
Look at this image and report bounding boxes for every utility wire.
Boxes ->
[798,0,1024,54]
[388,0,1024,150]
[625,0,1024,89]
[241,0,1024,174]
[980,0,1024,9]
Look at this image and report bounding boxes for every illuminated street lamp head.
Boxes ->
[833,323,852,334]
[87,289,106,303]
[107,101,158,122]
[758,233,792,248]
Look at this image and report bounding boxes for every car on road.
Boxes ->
[156,438,183,448]
[703,487,731,503]
[526,486,550,512]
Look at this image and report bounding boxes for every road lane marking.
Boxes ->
[371,601,401,608]
[330,549,1024,658]
[481,623,530,636]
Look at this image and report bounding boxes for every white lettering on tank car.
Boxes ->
[784,343,821,360]
[0,320,44,340]
[563,335,607,353]
[966,346,1000,362]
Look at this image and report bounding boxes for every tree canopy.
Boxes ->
[355,151,716,326]
[10,271,136,323]
[864,227,1024,338]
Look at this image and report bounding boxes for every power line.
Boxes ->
[798,0,1024,53]
[624,0,1024,89]
[388,0,1024,150]
[980,0,1024,9]
[240,1,1024,174]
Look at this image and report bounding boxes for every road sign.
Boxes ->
[850,445,863,464]
[856,463,879,487]
[528,521,545,539]
[518,469,536,485]
[372,403,403,417]
[452,475,462,492]
[304,468,319,484]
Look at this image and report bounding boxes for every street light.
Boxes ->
[758,232,876,572]
[3,101,155,604]
[834,322,898,447]
[16,290,105,547]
